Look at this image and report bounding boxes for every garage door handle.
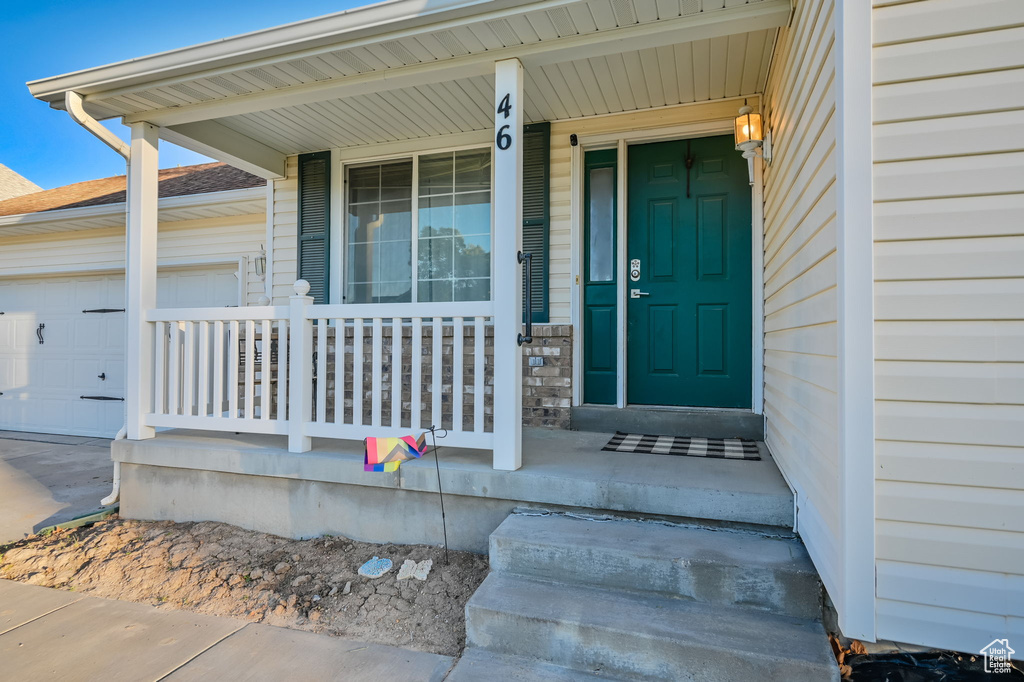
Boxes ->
[82,308,125,313]
[80,395,125,401]
[37,323,45,344]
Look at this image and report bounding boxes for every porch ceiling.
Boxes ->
[30,0,789,176]
[209,28,775,154]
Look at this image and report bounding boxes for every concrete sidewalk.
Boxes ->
[0,580,454,681]
[0,431,114,543]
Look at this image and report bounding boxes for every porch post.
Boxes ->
[126,122,159,440]
[492,58,524,471]
[288,280,314,453]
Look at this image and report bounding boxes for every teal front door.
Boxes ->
[626,135,752,408]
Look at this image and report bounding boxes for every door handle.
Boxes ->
[630,289,650,298]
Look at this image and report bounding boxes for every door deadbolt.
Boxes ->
[630,259,641,282]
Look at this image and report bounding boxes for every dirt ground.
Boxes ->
[0,517,488,657]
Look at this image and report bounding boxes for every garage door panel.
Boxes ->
[15,357,33,386]
[3,282,39,310]
[73,279,109,309]
[45,318,74,350]
[73,359,103,389]
[105,318,125,350]
[0,266,239,438]
[100,358,125,393]
[74,318,104,350]
[13,318,37,349]
[43,280,72,308]
[42,359,72,391]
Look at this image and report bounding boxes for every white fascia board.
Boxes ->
[26,0,540,104]
[0,186,266,232]
[123,0,791,128]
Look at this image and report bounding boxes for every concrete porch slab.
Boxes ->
[112,427,793,551]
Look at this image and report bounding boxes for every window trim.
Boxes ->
[339,143,495,305]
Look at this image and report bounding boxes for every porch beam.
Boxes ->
[121,0,791,128]
[161,121,286,180]
[492,58,524,472]
[126,122,159,441]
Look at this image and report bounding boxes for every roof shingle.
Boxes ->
[0,164,42,201]
[0,162,265,217]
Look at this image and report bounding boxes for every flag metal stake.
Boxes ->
[429,425,450,565]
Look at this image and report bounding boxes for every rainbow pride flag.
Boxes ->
[364,433,428,472]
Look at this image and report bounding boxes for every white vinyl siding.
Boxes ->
[872,0,1024,653]
[271,156,299,303]
[760,0,840,609]
[0,214,265,305]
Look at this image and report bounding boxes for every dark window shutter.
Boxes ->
[297,151,331,304]
[522,122,550,323]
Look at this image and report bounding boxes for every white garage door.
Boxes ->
[0,266,240,438]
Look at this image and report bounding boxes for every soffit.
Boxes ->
[70,0,784,121]
[202,28,774,154]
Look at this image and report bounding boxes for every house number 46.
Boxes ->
[496,93,512,150]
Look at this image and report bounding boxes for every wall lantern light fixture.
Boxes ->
[734,105,771,185]
[255,245,267,281]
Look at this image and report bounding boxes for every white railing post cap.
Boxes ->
[256,295,271,306]
[293,280,311,296]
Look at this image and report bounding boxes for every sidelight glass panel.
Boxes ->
[588,166,615,282]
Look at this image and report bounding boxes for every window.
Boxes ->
[345,148,492,304]
[347,160,413,303]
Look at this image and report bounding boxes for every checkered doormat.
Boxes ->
[601,432,761,460]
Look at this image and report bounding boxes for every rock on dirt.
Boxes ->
[0,518,488,656]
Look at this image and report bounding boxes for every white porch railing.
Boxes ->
[147,306,290,435]
[145,281,496,458]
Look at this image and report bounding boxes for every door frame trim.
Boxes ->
[570,118,765,414]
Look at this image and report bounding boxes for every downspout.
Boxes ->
[65,91,131,506]
[66,92,130,160]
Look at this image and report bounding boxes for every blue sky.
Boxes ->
[0,0,364,189]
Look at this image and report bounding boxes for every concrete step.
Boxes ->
[466,573,839,682]
[571,405,764,440]
[489,513,822,620]
[447,649,622,681]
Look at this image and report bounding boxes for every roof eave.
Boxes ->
[27,0,529,105]
[0,186,266,230]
